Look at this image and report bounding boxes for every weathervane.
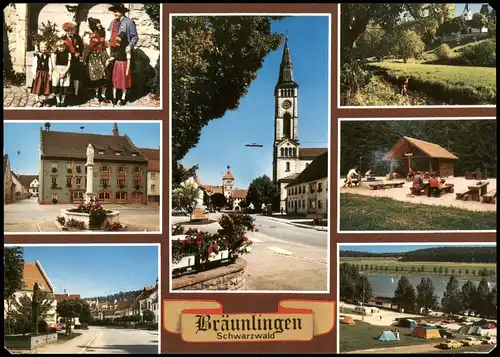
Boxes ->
[227,165,230,170]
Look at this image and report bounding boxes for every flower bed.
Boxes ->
[172,213,254,275]
[59,200,120,230]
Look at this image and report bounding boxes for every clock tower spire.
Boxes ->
[272,36,300,212]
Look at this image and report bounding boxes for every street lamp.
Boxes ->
[359,156,363,178]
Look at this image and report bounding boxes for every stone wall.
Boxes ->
[172,258,247,291]
[5,333,58,350]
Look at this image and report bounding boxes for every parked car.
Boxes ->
[47,324,62,332]
[460,337,482,347]
[439,340,462,349]
[480,336,497,345]
[172,209,187,216]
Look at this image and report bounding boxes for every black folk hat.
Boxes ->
[108,3,130,14]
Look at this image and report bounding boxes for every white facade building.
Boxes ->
[272,38,327,211]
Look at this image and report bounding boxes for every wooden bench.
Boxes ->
[430,184,454,197]
[456,190,472,200]
[370,182,405,190]
[482,189,496,204]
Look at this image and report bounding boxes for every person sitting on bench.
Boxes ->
[412,173,424,195]
[345,166,360,187]
[407,168,415,180]
[428,173,440,196]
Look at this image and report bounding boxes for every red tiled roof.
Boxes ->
[232,189,247,199]
[138,148,160,171]
[55,294,81,302]
[23,261,54,293]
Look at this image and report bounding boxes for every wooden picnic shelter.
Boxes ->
[382,136,459,177]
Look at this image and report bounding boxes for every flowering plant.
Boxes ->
[69,199,109,229]
[66,218,85,230]
[171,213,255,269]
[56,216,66,226]
[104,222,124,231]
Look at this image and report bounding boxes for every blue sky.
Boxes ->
[455,3,484,17]
[17,245,159,298]
[179,16,330,188]
[340,244,496,254]
[3,122,161,175]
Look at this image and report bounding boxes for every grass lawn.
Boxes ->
[339,193,497,231]
[370,61,496,105]
[339,257,496,280]
[339,320,445,352]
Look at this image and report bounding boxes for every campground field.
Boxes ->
[340,257,496,281]
[339,193,498,231]
[339,319,459,353]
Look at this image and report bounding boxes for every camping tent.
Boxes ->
[477,327,496,337]
[342,316,355,326]
[400,319,417,328]
[378,330,397,341]
[411,326,441,339]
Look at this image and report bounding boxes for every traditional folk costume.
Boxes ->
[62,21,85,96]
[31,51,52,105]
[109,32,131,105]
[84,18,110,101]
[51,44,72,107]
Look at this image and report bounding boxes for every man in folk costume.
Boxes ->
[62,21,85,97]
[107,3,139,104]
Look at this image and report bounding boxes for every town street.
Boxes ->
[172,213,329,291]
[4,198,160,232]
[34,327,159,354]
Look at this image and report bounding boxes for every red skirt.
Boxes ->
[112,60,132,90]
[31,70,51,96]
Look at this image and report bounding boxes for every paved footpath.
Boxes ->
[4,84,159,108]
[34,327,158,354]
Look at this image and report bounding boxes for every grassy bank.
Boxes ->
[339,193,497,231]
[339,320,444,352]
[370,62,496,105]
[340,257,496,281]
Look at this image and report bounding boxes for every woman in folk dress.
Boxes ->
[106,32,131,106]
[83,17,110,102]
[50,39,72,107]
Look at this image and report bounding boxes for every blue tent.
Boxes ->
[378,330,397,341]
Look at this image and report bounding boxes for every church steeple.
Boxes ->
[277,36,297,87]
[112,123,119,136]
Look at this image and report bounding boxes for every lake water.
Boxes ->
[365,274,497,299]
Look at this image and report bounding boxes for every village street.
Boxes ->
[172,213,329,291]
[3,198,160,232]
[31,326,158,354]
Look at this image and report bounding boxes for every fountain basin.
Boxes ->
[60,209,120,230]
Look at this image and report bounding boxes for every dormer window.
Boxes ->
[98,150,104,155]
[132,153,137,156]
[115,152,121,156]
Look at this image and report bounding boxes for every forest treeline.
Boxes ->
[340,246,497,263]
[340,120,497,177]
[86,290,143,302]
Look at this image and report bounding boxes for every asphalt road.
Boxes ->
[4,198,160,232]
[36,327,159,354]
[172,213,329,291]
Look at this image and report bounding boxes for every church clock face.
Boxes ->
[282,100,292,109]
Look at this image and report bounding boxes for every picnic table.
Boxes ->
[467,181,489,202]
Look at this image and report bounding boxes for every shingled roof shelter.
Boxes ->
[383,136,459,177]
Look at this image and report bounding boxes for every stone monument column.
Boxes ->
[85,144,97,203]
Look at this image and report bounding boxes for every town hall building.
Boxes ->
[272,37,327,211]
